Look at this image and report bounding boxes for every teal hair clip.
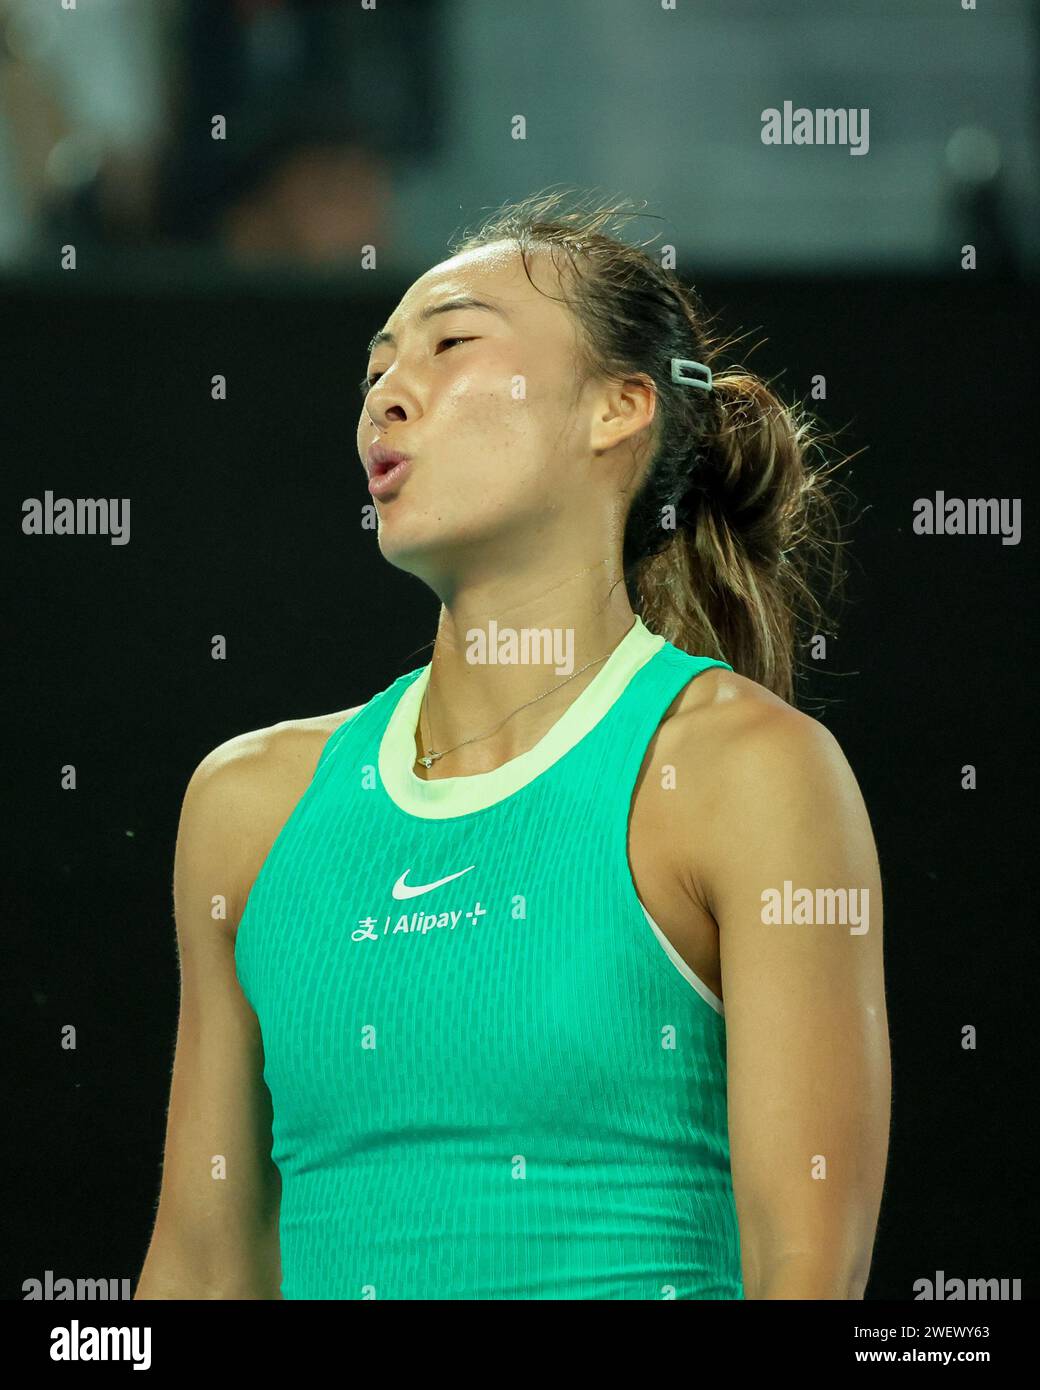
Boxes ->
[670,357,713,392]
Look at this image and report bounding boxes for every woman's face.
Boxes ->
[356,241,645,591]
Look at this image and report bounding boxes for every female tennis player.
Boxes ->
[136,192,890,1300]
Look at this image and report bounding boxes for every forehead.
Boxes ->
[377,241,572,342]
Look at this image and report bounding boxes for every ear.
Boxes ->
[588,373,657,455]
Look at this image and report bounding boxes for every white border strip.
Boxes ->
[639,902,724,1016]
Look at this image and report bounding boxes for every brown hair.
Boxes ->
[451,187,850,706]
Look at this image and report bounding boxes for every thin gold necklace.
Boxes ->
[416,575,633,769]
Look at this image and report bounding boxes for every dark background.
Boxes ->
[3,267,1036,1300]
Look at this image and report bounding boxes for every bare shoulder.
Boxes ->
[657,666,874,912]
[672,664,839,745]
[192,704,367,795]
[178,703,368,926]
[663,666,856,814]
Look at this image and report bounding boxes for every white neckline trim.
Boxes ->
[378,614,665,820]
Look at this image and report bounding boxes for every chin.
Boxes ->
[374,510,448,575]
[375,504,497,583]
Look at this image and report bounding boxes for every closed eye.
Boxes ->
[359,337,476,397]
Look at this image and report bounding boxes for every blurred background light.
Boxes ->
[0,0,1034,278]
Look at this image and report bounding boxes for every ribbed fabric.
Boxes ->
[235,617,744,1299]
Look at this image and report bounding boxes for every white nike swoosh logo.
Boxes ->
[391,865,476,899]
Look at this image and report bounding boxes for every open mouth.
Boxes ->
[368,457,410,494]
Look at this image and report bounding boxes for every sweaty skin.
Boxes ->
[136,242,889,1300]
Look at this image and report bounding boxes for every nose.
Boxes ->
[368,399,406,432]
[365,379,409,433]
[364,361,417,430]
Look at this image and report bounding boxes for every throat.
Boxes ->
[412,731,522,780]
[407,612,647,782]
[411,688,587,780]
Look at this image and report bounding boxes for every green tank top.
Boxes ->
[235,615,744,1299]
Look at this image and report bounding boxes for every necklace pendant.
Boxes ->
[417,752,438,768]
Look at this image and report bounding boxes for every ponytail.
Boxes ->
[633,371,845,704]
[452,187,849,706]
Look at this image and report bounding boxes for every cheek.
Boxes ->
[441,370,513,418]
[440,370,561,461]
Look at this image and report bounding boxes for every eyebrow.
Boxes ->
[366,296,511,355]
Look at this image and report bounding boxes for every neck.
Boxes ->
[414,557,635,778]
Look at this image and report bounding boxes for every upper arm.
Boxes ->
[696,702,890,1298]
[136,734,285,1299]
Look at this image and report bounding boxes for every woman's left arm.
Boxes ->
[696,701,891,1300]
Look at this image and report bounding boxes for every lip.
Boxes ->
[368,456,411,496]
[366,441,412,477]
